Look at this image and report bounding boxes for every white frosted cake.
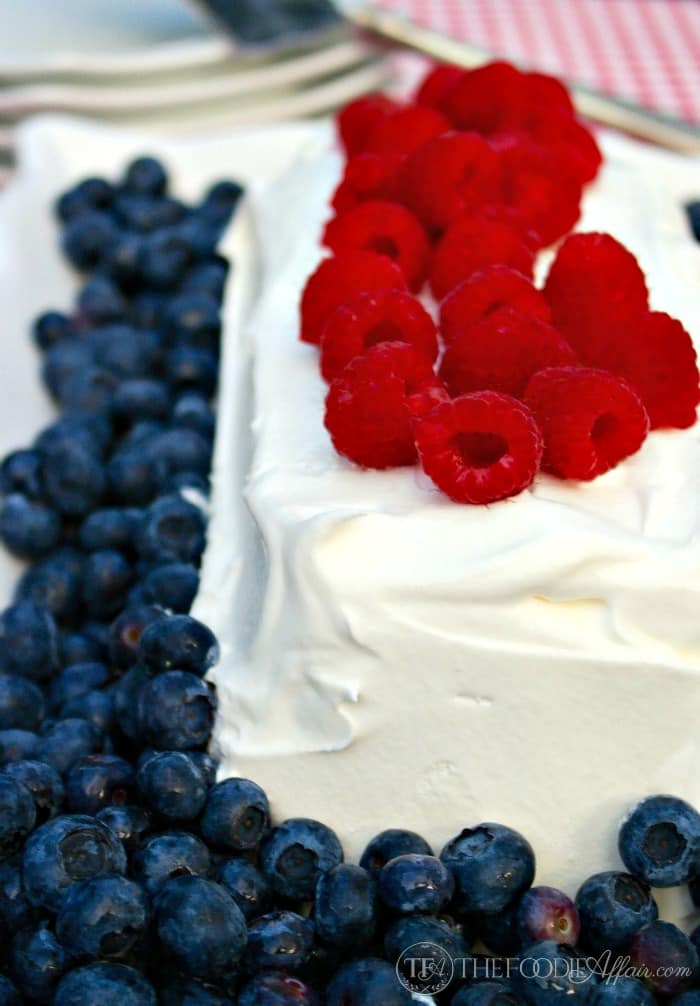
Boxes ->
[193,122,700,906]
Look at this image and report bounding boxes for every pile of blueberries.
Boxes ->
[1,157,700,1006]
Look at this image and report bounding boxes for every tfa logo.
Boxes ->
[396,942,455,994]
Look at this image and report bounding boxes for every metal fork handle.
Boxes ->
[349,5,700,156]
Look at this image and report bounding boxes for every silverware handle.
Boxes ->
[349,5,700,156]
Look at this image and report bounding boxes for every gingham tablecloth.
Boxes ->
[380,0,700,123]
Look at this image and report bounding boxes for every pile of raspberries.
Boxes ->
[298,60,699,505]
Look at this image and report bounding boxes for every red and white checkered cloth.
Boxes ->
[379,0,700,124]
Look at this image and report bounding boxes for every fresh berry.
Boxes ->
[326,958,412,1006]
[500,138,583,246]
[50,661,109,710]
[35,718,104,776]
[315,864,377,950]
[331,153,400,215]
[359,827,433,873]
[0,447,45,498]
[9,921,67,1003]
[141,561,199,613]
[618,795,700,887]
[81,549,133,619]
[96,805,152,853]
[200,777,270,852]
[0,775,36,858]
[55,874,149,962]
[238,972,320,1006]
[260,817,344,901]
[595,978,655,1006]
[216,858,271,922]
[0,674,46,731]
[124,156,168,197]
[3,759,64,823]
[0,730,39,765]
[0,493,62,559]
[478,905,522,954]
[80,508,138,554]
[245,910,315,972]
[413,63,463,109]
[414,393,543,504]
[131,832,211,895]
[135,494,207,565]
[108,605,164,669]
[53,962,156,1006]
[0,601,59,682]
[524,367,649,480]
[136,670,217,750]
[629,922,699,996]
[300,250,407,345]
[56,177,114,222]
[324,342,442,469]
[440,822,536,913]
[61,211,116,271]
[337,94,399,157]
[529,112,602,184]
[41,436,106,517]
[364,104,450,158]
[440,266,552,345]
[442,62,528,134]
[378,853,454,913]
[384,913,468,968]
[320,289,438,382]
[65,754,135,815]
[430,217,535,299]
[512,941,598,1006]
[136,750,207,822]
[517,886,580,945]
[575,871,658,954]
[137,613,219,677]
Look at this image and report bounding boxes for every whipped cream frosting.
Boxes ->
[198,124,700,913]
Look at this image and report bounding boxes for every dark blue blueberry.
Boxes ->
[452,981,524,1006]
[315,863,377,950]
[136,670,216,750]
[35,718,103,776]
[180,261,228,302]
[96,805,151,853]
[15,547,84,621]
[131,831,210,895]
[135,494,206,564]
[517,886,580,946]
[113,193,184,233]
[379,853,454,914]
[575,871,658,955]
[102,231,144,288]
[113,379,170,424]
[60,630,105,665]
[142,561,198,613]
[0,601,59,682]
[200,777,269,851]
[123,156,168,198]
[0,448,45,497]
[41,437,105,517]
[0,976,22,1006]
[36,411,111,457]
[175,218,220,262]
[171,392,216,440]
[148,428,213,483]
[136,750,206,822]
[0,493,62,558]
[158,979,236,1006]
[119,419,164,450]
[327,957,412,1005]
[441,823,535,914]
[130,290,168,329]
[62,211,117,271]
[53,962,156,1006]
[56,873,149,962]
[56,178,115,222]
[478,904,522,954]
[80,508,138,553]
[4,759,64,823]
[595,978,655,1006]
[671,992,700,1006]
[0,857,36,942]
[360,828,433,873]
[200,180,244,226]
[153,876,247,981]
[629,921,699,996]
[33,310,75,352]
[107,445,161,506]
[0,730,39,764]
[514,941,597,1006]
[0,774,36,858]
[58,365,119,413]
[61,687,114,733]
[619,795,700,887]
[112,665,148,741]
[90,324,161,380]
[22,813,126,911]
[166,347,218,396]
[238,972,320,1006]
[165,471,210,496]
[141,230,191,289]
[81,549,132,619]
[0,674,46,730]
[189,751,218,785]
[384,912,468,966]
[246,910,315,972]
[261,818,344,901]
[10,921,66,1002]
[216,858,271,921]
[41,338,95,400]
[138,614,218,677]
[50,662,109,710]
[65,754,135,815]
[109,605,164,669]
[78,275,128,324]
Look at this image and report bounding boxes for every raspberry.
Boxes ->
[530,112,602,184]
[300,251,407,345]
[440,266,552,345]
[364,104,450,158]
[525,72,576,118]
[324,343,442,469]
[500,138,583,246]
[441,62,529,135]
[320,289,438,382]
[331,154,400,215]
[439,308,576,398]
[524,367,649,480]
[413,391,543,504]
[470,202,544,250]
[323,200,431,293]
[397,132,503,233]
[430,217,535,300]
[543,233,649,363]
[337,93,399,157]
[414,63,463,109]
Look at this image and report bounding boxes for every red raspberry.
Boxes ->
[430,217,535,300]
[524,367,649,480]
[324,342,442,469]
[323,200,431,293]
[414,63,463,109]
[331,154,400,215]
[440,266,552,345]
[441,62,529,135]
[300,251,407,345]
[605,312,700,430]
[337,93,399,157]
[525,72,576,118]
[413,390,543,504]
[529,112,602,184]
[320,289,438,382]
[500,138,583,246]
[470,202,544,250]
[439,308,576,398]
[543,233,649,363]
[364,104,450,158]
[396,132,503,233]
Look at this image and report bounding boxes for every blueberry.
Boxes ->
[629,921,699,996]
[166,347,218,396]
[123,156,168,198]
[96,805,151,853]
[216,858,271,921]
[158,978,236,1006]
[9,920,67,1002]
[150,428,213,483]
[80,508,137,553]
[378,852,454,914]
[327,957,412,1005]
[36,412,111,457]
[131,831,211,895]
[385,912,468,967]
[65,754,134,815]
[78,275,128,324]
[595,978,655,1006]
[42,437,105,517]
[154,876,247,981]
[0,448,45,497]
[102,231,144,288]
[619,795,700,887]
[82,550,132,619]
[15,547,84,621]
[42,337,95,400]
[315,863,377,950]
[359,827,433,873]
[135,494,206,564]
[136,750,206,822]
[112,665,148,742]
[138,614,218,677]
[200,180,243,225]
[181,261,228,303]
[576,870,657,955]
[23,813,126,911]
[141,230,191,289]
[90,324,161,380]
[517,886,580,946]
[441,823,535,914]
[53,962,156,1006]
[0,729,39,764]
[198,778,267,852]
[107,446,161,505]
[142,562,199,612]
[113,379,170,424]
[59,366,119,413]
[56,178,115,222]
[261,818,344,901]
[514,941,597,1006]
[56,873,149,962]
[60,687,114,733]
[452,982,524,1006]
[0,774,36,858]
[672,992,700,1006]
[50,662,109,709]
[238,972,320,1006]
[62,211,116,271]
[131,290,168,329]
[35,718,103,776]
[0,674,46,730]
[0,493,62,558]
[109,605,164,669]
[0,601,59,682]
[0,857,36,942]
[4,759,64,823]
[166,471,210,497]
[0,975,22,1006]
[171,392,216,440]
[167,294,221,351]
[245,910,314,973]
[136,670,216,750]
[59,631,104,665]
